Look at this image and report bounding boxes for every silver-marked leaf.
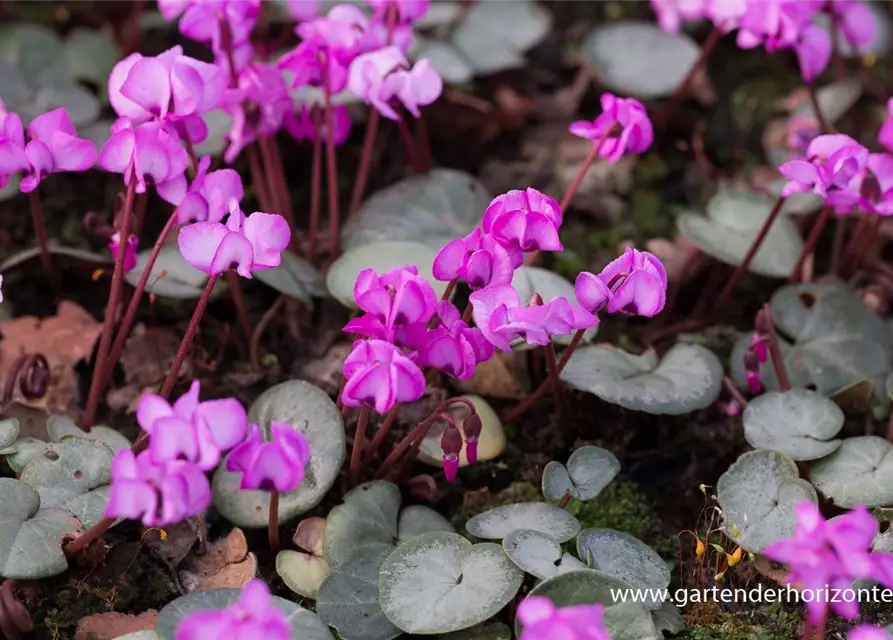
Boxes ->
[502,529,585,580]
[379,531,524,634]
[439,621,512,640]
[112,632,161,640]
[5,437,47,473]
[324,481,401,569]
[63,28,120,99]
[561,344,723,415]
[253,251,328,302]
[717,449,818,552]
[0,242,110,272]
[583,20,700,99]
[542,445,620,503]
[397,505,456,543]
[809,436,893,508]
[155,587,333,640]
[651,600,685,635]
[125,245,209,299]
[327,241,448,307]
[47,415,131,452]
[511,266,598,348]
[19,437,113,529]
[417,395,505,469]
[276,549,331,600]
[411,39,473,85]
[465,502,581,542]
[791,78,863,127]
[742,389,844,461]
[213,381,345,528]
[316,549,400,640]
[0,418,19,449]
[519,570,660,640]
[0,478,82,579]
[342,169,491,251]
[576,529,670,610]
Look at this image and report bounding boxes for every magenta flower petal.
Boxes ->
[243,211,291,269]
[194,398,248,450]
[432,238,465,281]
[795,24,831,83]
[575,271,611,314]
[121,58,173,120]
[210,231,255,278]
[178,221,229,274]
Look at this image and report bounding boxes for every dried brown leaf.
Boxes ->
[457,352,526,399]
[178,528,256,592]
[75,610,157,640]
[292,517,326,556]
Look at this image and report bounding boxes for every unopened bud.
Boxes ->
[440,424,463,457]
[462,413,482,465]
[527,293,544,307]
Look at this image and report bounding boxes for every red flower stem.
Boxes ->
[348,109,380,216]
[133,191,149,239]
[322,54,342,257]
[806,82,830,134]
[829,10,847,81]
[395,116,423,172]
[557,491,572,509]
[79,179,136,430]
[28,189,60,293]
[760,304,791,392]
[224,271,253,356]
[653,24,723,127]
[348,406,371,485]
[504,328,585,423]
[159,275,219,399]
[268,492,280,553]
[788,206,831,284]
[461,301,473,324]
[309,112,323,255]
[63,517,114,556]
[259,136,296,237]
[841,213,879,276]
[416,109,432,173]
[247,143,274,213]
[358,404,401,473]
[544,342,568,425]
[723,376,748,409]
[376,413,441,480]
[709,194,786,321]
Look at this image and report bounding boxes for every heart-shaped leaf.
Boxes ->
[327,241,448,307]
[809,436,893,508]
[731,281,892,396]
[125,245,209,299]
[342,169,491,252]
[379,531,524,634]
[417,395,505,469]
[678,190,804,277]
[0,23,65,83]
[4,437,47,473]
[583,20,700,99]
[18,436,113,529]
[0,417,19,450]
[316,549,401,640]
[465,502,581,542]
[510,267,598,348]
[502,529,586,580]
[411,38,473,84]
[716,449,818,552]
[450,0,551,74]
[576,529,670,610]
[276,549,331,600]
[213,380,345,528]
[439,622,512,640]
[63,28,120,99]
[519,569,660,640]
[0,478,82,579]
[542,445,620,503]
[561,343,724,415]
[253,251,328,302]
[651,601,685,635]
[47,415,131,452]
[742,389,844,461]
[398,505,456,543]
[155,587,333,640]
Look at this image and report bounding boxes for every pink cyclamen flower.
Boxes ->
[287,0,322,21]
[341,339,426,414]
[0,108,29,189]
[178,209,290,278]
[105,449,211,527]
[347,46,442,120]
[880,99,893,155]
[764,502,888,623]
[433,227,515,291]
[482,188,564,260]
[284,104,352,145]
[575,272,611,315]
[852,153,893,216]
[366,0,430,24]
[175,579,290,640]
[223,61,293,164]
[780,134,869,213]
[830,0,877,53]
[441,424,462,482]
[462,411,483,465]
[849,627,892,640]
[19,108,96,193]
[137,380,248,471]
[569,93,654,164]
[517,596,610,640]
[650,0,706,33]
[109,232,138,272]
[175,156,244,224]
[226,422,311,492]
[158,1,260,51]
[418,301,495,380]
[593,247,668,317]
[98,118,189,202]
[343,265,437,343]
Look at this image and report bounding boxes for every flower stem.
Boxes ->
[309,111,323,255]
[348,109,380,216]
[159,275,219,399]
[544,342,568,425]
[709,194,786,322]
[79,179,136,430]
[760,304,791,392]
[806,82,830,134]
[268,492,280,553]
[841,213,881,276]
[395,116,423,172]
[723,376,748,409]
[788,206,831,284]
[557,491,572,509]
[376,413,442,480]
[250,294,286,371]
[63,516,113,556]
[247,143,274,212]
[28,189,60,293]
[348,406,371,485]
[224,270,253,356]
[415,110,432,173]
[259,135,296,237]
[322,54,341,258]
[653,25,723,127]
[358,405,401,473]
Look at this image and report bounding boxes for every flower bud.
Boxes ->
[441,425,463,483]
[462,412,482,465]
[744,347,761,395]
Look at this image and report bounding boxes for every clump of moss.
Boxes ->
[457,481,543,522]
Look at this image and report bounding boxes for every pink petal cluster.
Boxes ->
[517,596,611,640]
[849,627,892,640]
[575,248,668,317]
[440,423,463,482]
[780,134,870,214]
[366,0,430,25]
[765,502,893,624]
[285,104,353,146]
[175,579,290,640]
[226,422,311,492]
[418,301,494,380]
[482,188,564,258]
[347,46,442,120]
[570,93,654,164]
[174,156,244,224]
[109,232,139,273]
[223,61,293,163]
[433,227,514,291]
[341,339,427,413]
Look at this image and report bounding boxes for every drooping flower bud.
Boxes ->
[744,347,761,395]
[462,411,482,465]
[440,424,463,483]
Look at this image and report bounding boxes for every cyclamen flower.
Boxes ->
[98,119,189,201]
[347,46,442,120]
[175,156,244,224]
[482,189,564,260]
[433,227,515,291]
[849,626,892,640]
[175,579,290,640]
[462,412,483,465]
[0,274,4,304]
[226,422,311,492]
[650,0,706,33]
[137,380,248,471]
[287,0,321,21]
[19,108,96,192]
[569,93,654,164]
[284,104,352,145]
[418,301,495,380]
[109,232,138,272]
[829,0,877,53]
[341,339,426,414]
[880,99,893,155]
[178,209,290,278]
[517,596,610,640]
[223,61,293,164]
[852,153,893,216]
[105,449,211,527]
[441,424,462,482]
[780,134,869,213]
[158,1,260,52]
[366,0,430,24]
[343,265,437,343]
[0,107,29,188]
[581,248,668,317]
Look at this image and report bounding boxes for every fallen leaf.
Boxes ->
[646,236,700,281]
[292,517,326,556]
[296,343,352,396]
[146,518,204,570]
[178,528,257,592]
[75,611,157,640]
[0,301,102,416]
[457,352,526,399]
